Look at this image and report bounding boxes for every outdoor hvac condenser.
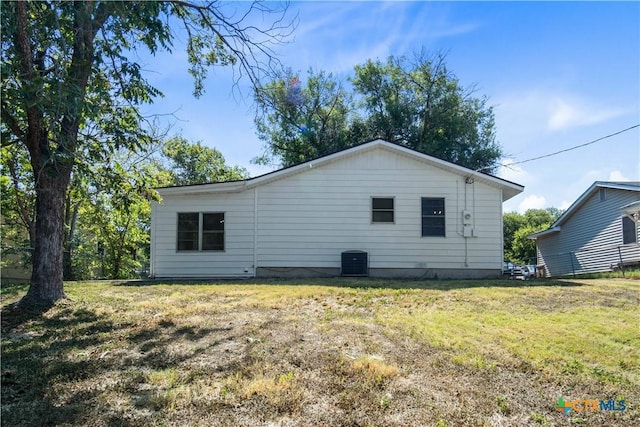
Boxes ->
[341,250,368,276]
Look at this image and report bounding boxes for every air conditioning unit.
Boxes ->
[341,250,368,276]
[462,210,473,225]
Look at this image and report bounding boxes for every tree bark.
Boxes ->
[20,168,71,307]
[15,1,104,307]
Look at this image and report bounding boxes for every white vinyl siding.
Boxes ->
[255,147,503,270]
[152,191,255,278]
[151,143,514,278]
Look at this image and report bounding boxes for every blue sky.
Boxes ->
[143,1,639,213]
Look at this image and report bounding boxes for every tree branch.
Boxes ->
[1,103,26,145]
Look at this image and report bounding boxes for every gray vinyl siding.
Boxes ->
[537,188,640,277]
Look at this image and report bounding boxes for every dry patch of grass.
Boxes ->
[1,278,639,426]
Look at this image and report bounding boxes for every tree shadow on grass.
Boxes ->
[0,300,251,426]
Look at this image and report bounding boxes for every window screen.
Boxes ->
[421,198,445,237]
[372,198,394,223]
[202,213,225,251]
[177,213,199,251]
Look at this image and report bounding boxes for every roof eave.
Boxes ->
[549,181,640,228]
[155,139,525,198]
[157,180,247,196]
[528,227,561,239]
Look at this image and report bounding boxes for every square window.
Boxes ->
[177,212,225,251]
[372,197,394,223]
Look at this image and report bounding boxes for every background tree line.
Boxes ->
[503,208,563,265]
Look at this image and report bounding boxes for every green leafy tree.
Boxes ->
[2,134,248,281]
[352,52,502,172]
[254,52,502,171]
[162,137,249,185]
[1,1,292,307]
[1,144,35,274]
[504,208,563,264]
[253,69,357,167]
[503,212,527,262]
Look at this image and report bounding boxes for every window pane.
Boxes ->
[421,198,445,236]
[372,198,394,210]
[421,198,445,215]
[623,217,637,244]
[177,213,199,251]
[372,210,394,223]
[177,233,199,251]
[203,213,224,231]
[202,232,224,251]
[372,198,394,223]
[178,213,199,231]
[422,217,445,236]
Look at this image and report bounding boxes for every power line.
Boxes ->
[487,124,639,172]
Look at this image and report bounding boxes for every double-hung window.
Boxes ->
[372,197,395,223]
[421,198,445,237]
[177,212,225,251]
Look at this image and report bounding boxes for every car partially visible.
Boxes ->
[523,265,536,279]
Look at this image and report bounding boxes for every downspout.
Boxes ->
[253,187,258,278]
[499,189,504,272]
[150,201,156,278]
[464,185,468,267]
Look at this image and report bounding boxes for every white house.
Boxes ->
[150,140,524,279]
[529,181,640,277]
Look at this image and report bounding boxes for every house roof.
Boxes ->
[157,139,525,201]
[529,181,640,239]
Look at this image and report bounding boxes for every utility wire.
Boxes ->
[481,124,639,172]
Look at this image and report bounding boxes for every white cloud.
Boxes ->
[517,195,547,213]
[608,170,629,181]
[287,2,482,74]
[497,159,531,183]
[494,89,631,152]
[559,200,572,211]
[547,97,626,131]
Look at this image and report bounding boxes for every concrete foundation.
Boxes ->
[256,267,501,280]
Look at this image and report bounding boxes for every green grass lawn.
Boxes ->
[1,278,638,426]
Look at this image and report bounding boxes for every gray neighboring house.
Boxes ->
[529,181,640,277]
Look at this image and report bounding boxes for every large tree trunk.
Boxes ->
[13,1,101,308]
[19,169,71,307]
